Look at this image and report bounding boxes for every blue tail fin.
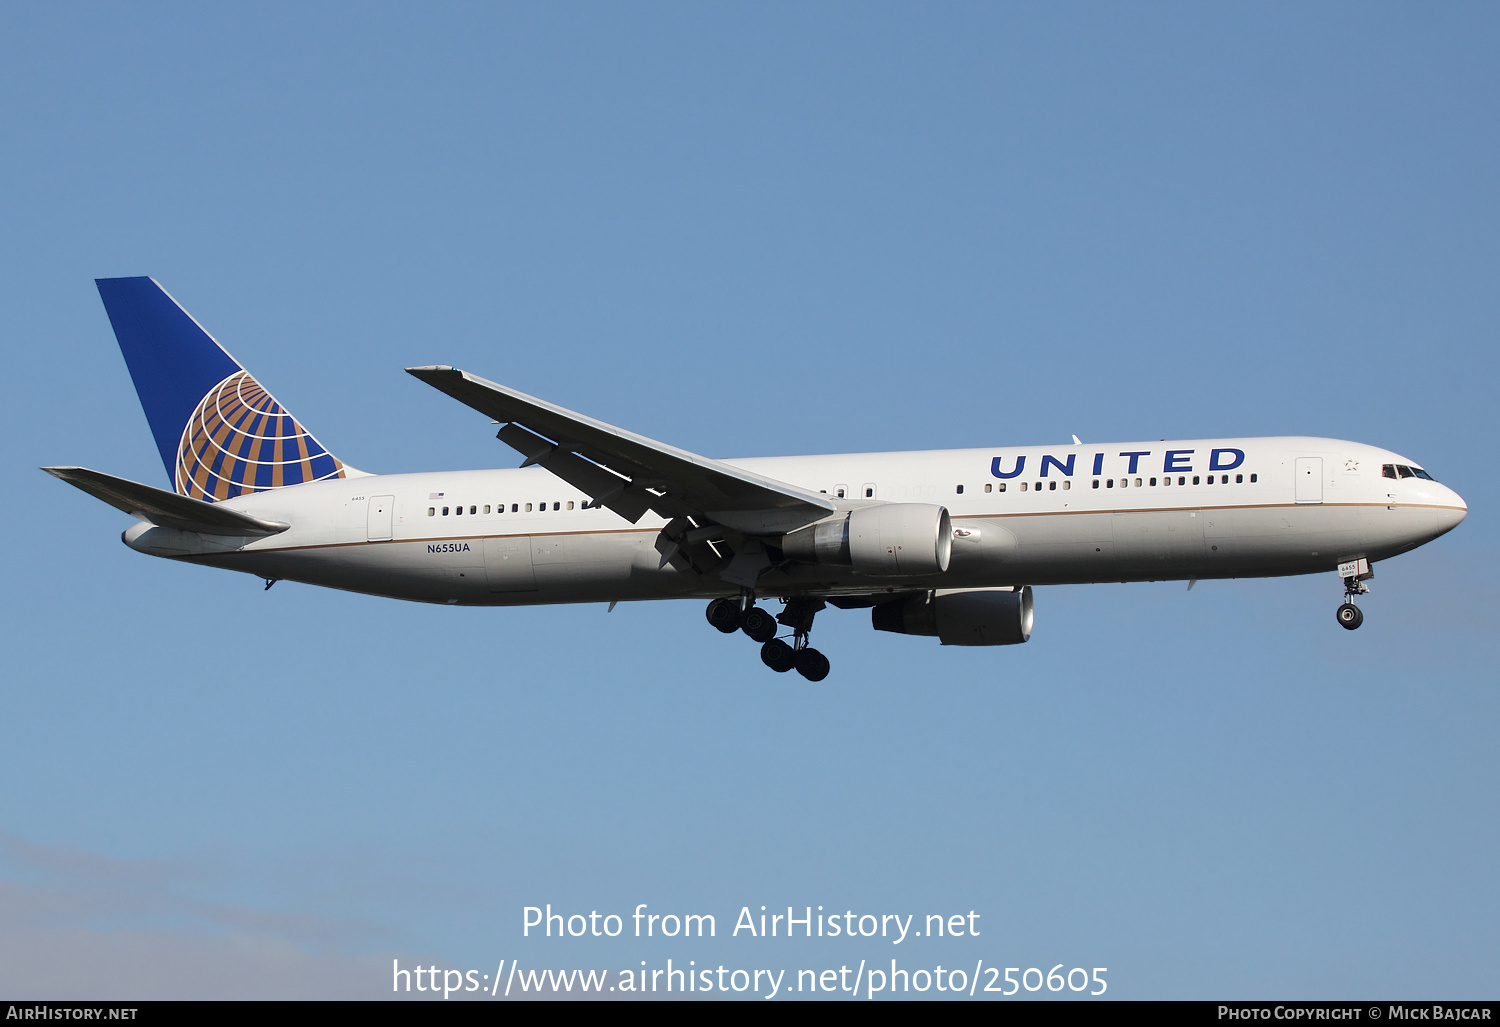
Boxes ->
[96,277,349,502]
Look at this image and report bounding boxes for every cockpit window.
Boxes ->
[1397,465,1415,478]
[1410,467,1437,481]
[1382,464,1398,479]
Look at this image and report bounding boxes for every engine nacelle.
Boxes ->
[872,586,1034,646]
[782,504,952,576]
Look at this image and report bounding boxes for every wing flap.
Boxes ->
[406,365,835,530]
[43,466,290,537]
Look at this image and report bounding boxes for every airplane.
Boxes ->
[46,277,1468,681]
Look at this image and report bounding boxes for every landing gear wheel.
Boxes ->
[761,638,796,672]
[794,647,830,682]
[1336,603,1364,630]
[742,607,778,643]
[706,597,741,633]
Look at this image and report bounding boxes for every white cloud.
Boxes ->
[0,923,389,999]
[0,836,403,999]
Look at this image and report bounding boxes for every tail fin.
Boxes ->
[95,277,351,502]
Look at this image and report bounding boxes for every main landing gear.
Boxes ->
[705,592,831,681]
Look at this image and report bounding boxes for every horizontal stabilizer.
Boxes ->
[42,466,290,537]
[406,365,835,532]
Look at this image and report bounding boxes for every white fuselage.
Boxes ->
[124,436,1467,605]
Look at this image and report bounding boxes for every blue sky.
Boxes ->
[1,2,1495,999]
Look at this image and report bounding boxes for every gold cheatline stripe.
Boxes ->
[195,500,1464,557]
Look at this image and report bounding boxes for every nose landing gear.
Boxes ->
[707,593,832,680]
[1335,558,1373,630]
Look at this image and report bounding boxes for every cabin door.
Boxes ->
[1295,458,1323,504]
[366,495,395,541]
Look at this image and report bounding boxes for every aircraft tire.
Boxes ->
[706,597,742,633]
[1336,603,1363,630]
[795,647,830,682]
[761,639,796,673]
[741,607,778,643]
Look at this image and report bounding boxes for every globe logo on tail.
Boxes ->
[176,370,345,502]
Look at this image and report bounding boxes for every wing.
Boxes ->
[405,366,835,535]
[43,466,290,537]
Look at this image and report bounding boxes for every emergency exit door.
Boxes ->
[1294,458,1323,504]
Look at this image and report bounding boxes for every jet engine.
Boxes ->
[872,586,1033,645]
[781,504,952,576]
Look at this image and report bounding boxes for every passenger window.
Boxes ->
[470,505,476,515]
[1092,480,1100,489]
[1193,476,1200,485]
[1249,474,1257,483]
[1235,474,1242,484]
[428,507,435,516]
[553,502,560,510]
[864,487,874,498]
[1382,464,1398,479]
[1397,465,1414,478]
[1134,478,1142,487]
[836,486,846,499]
[1020,482,1029,492]
[1062,480,1071,490]
[956,484,964,494]
[525,503,532,512]
[1205,476,1213,486]
[1048,481,1056,491]
[1149,477,1157,486]
[483,505,491,514]
[984,483,992,493]
[1106,479,1114,488]
[1163,477,1171,486]
[997,483,1006,493]
[1119,478,1127,489]
[567,501,575,510]
[442,506,449,515]
[455,505,463,515]
[511,503,518,512]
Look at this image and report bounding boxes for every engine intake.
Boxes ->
[872,587,1033,645]
[782,504,952,576]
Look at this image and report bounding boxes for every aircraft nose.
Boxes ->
[1433,485,1467,536]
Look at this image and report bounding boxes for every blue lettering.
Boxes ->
[1040,454,1075,477]
[1119,451,1150,474]
[1092,453,1104,476]
[1209,448,1245,471]
[991,455,1026,479]
[1164,449,1194,473]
